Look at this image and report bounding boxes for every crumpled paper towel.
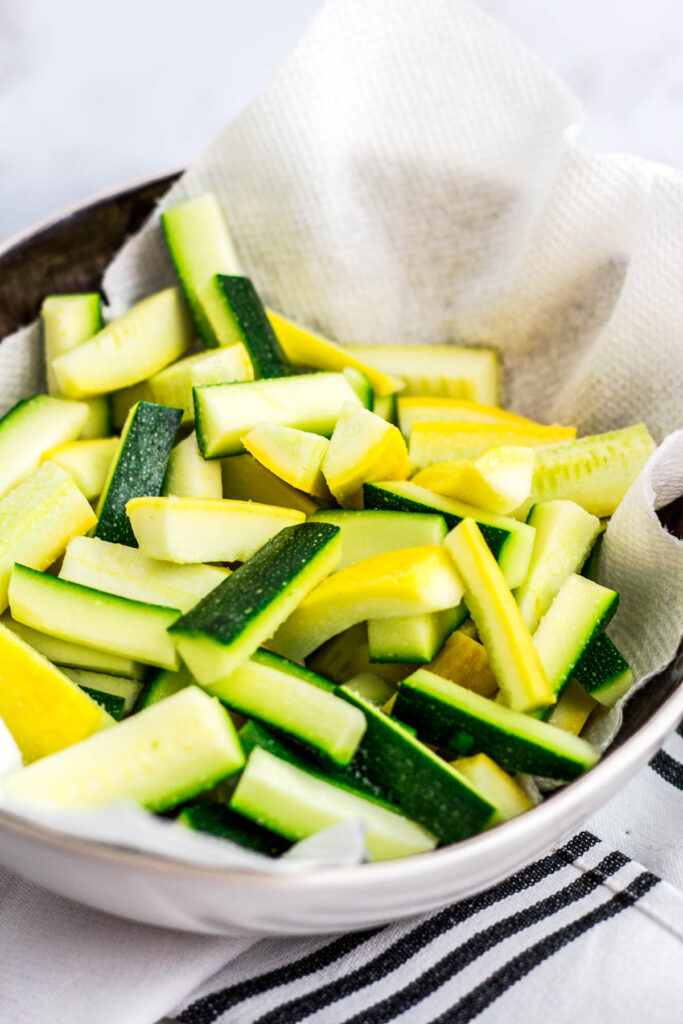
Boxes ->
[0,0,682,866]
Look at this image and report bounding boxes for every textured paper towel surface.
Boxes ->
[0,0,682,866]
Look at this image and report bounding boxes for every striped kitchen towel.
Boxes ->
[0,724,681,1024]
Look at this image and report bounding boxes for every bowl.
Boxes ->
[0,173,681,936]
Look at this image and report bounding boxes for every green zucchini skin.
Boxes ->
[135,666,193,710]
[215,276,290,378]
[178,802,292,857]
[79,686,126,720]
[573,631,634,706]
[393,673,598,781]
[363,482,507,560]
[95,401,182,547]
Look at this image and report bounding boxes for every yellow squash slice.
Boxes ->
[323,403,410,509]
[41,437,119,501]
[547,678,598,736]
[409,422,576,470]
[398,397,535,437]
[242,423,331,500]
[425,630,498,698]
[451,753,533,825]
[412,446,535,515]
[347,344,500,404]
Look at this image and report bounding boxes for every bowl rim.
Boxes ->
[0,173,681,892]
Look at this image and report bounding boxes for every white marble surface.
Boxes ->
[1,0,682,241]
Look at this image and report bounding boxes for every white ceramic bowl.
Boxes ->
[0,175,681,936]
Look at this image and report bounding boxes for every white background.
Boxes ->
[1,0,683,241]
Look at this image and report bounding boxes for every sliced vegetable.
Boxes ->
[424,630,498,698]
[347,344,500,404]
[169,522,341,684]
[178,803,291,857]
[136,666,193,709]
[52,288,194,399]
[364,481,535,589]
[126,495,304,563]
[445,519,554,713]
[60,535,225,613]
[3,687,244,810]
[221,453,318,515]
[367,606,465,664]
[110,381,152,432]
[41,437,119,501]
[163,432,223,500]
[533,574,618,707]
[307,624,412,686]
[95,401,182,546]
[412,446,535,515]
[0,622,113,763]
[451,754,533,825]
[513,500,601,632]
[267,309,403,396]
[0,395,89,501]
[148,345,254,423]
[62,669,143,716]
[343,672,397,708]
[161,193,244,346]
[398,397,534,437]
[409,421,576,470]
[78,688,125,720]
[0,461,96,611]
[9,564,181,671]
[197,275,290,377]
[309,509,447,572]
[323,403,410,508]
[207,650,366,765]
[230,747,437,861]
[394,671,598,780]
[523,424,656,518]
[547,678,597,735]
[372,392,399,424]
[0,613,144,679]
[273,546,464,663]
[242,424,330,499]
[573,631,634,707]
[194,372,365,459]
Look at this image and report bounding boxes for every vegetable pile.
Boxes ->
[0,193,657,861]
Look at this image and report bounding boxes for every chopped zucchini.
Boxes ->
[135,666,193,709]
[309,509,448,571]
[273,546,464,664]
[425,630,498,698]
[573,631,634,706]
[3,687,244,811]
[372,392,399,424]
[267,309,403,396]
[178,803,291,857]
[547,678,598,735]
[163,432,223,500]
[60,535,226,613]
[0,622,113,763]
[52,288,194,399]
[148,345,254,423]
[194,372,365,459]
[347,344,500,404]
[161,193,244,346]
[230,747,437,861]
[398,397,534,437]
[126,495,304,563]
[451,753,533,825]
[445,519,554,713]
[0,395,89,501]
[79,687,125,720]
[533,574,619,707]
[95,401,182,547]
[0,612,144,679]
[62,668,143,716]
[41,437,119,501]
[110,381,152,432]
[0,461,96,611]
[242,424,331,500]
[364,481,534,589]
[367,605,465,663]
[409,421,576,470]
[323,403,410,508]
[221,453,318,515]
[412,446,535,515]
[197,276,290,377]
[169,522,341,685]
[394,671,598,780]
[9,564,181,671]
[307,624,412,686]
[207,650,366,765]
[523,424,656,518]
[343,672,397,708]
[513,500,601,632]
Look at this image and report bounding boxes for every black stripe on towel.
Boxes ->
[433,871,659,1024]
[649,749,683,790]
[306,851,628,1024]
[179,832,599,1024]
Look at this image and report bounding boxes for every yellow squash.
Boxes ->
[409,421,576,470]
[412,445,535,515]
[323,403,410,508]
[242,424,331,500]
